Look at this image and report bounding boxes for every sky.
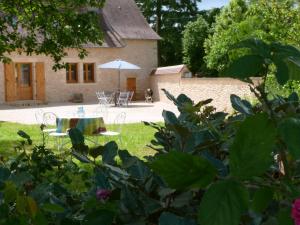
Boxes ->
[197,0,230,10]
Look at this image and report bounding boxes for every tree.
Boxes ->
[204,0,248,72]
[182,16,209,75]
[204,0,300,73]
[0,0,105,69]
[135,0,201,66]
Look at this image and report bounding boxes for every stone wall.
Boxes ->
[0,39,157,103]
[150,74,259,112]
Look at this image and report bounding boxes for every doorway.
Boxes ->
[16,63,33,100]
[126,77,136,100]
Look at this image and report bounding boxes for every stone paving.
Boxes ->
[0,101,179,125]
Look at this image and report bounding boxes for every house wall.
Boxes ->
[150,74,260,112]
[0,63,4,103]
[0,39,157,103]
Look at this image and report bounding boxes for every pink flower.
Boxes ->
[96,189,112,201]
[292,199,300,225]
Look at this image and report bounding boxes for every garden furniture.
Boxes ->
[117,92,130,106]
[56,113,106,145]
[43,112,69,150]
[98,112,126,144]
[35,109,57,133]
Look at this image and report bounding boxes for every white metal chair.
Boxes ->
[94,105,108,121]
[128,91,134,104]
[35,109,56,133]
[44,112,68,150]
[99,112,126,144]
[117,92,130,106]
[96,91,110,106]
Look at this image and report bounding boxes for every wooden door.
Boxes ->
[16,63,33,100]
[4,63,17,102]
[127,77,136,100]
[36,62,46,102]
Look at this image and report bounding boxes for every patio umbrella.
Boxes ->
[97,59,141,91]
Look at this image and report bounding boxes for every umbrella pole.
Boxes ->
[118,69,121,92]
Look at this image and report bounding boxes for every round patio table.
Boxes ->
[56,114,106,135]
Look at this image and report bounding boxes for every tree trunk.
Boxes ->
[156,0,162,66]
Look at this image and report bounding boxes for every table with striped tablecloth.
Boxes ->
[56,115,106,135]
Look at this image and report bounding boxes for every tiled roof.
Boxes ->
[86,0,161,48]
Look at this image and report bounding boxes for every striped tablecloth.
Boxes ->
[56,116,106,135]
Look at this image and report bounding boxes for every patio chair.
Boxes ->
[96,91,111,106]
[99,112,126,144]
[35,109,56,133]
[128,91,134,104]
[44,112,69,150]
[117,92,130,106]
[94,105,108,120]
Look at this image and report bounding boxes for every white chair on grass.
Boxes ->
[35,109,56,134]
[94,105,108,120]
[99,112,126,145]
[44,112,69,150]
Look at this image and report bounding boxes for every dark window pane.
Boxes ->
[84,63,94,82]
[66,63,78,82]
[20,64,31,86]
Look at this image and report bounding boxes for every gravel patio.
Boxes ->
[0,101,178,125]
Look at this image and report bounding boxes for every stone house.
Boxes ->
[0,0,160,104]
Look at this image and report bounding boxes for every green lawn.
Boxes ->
[0,122,157,159]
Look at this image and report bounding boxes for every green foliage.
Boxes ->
[204,0,300,72]
[278,118,300,159]
[224,39,300,84]
[204,0,248,71]
[0,0,105,69]
[198,179,249,225]
[151,151,216,189]
[229,113,276,179]
[182,16,210,75]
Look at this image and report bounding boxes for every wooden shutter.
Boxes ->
[4,63,16,102]
[35,62,46,102]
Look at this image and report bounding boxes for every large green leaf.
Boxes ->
[278,117,300,159]
[102,141,118,165]
[224,55,264,79]
[42,203,65,213]
[84,209,114,225]
[230,113,276,179]
[273,57,289,85]
[230,94,253,115]
[251,187,274,213]
[198,179,249,225]
[151,151,216,189]
[286,58,300,81]
[159,212,197,225]
[233,38,270,58]
[69,128,85,146]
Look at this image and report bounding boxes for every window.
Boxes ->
[66,63,78,83]
[83,63,95,83]
[17,64,32,87]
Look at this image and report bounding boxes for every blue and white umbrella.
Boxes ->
[98,59,140,90]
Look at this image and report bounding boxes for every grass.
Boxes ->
[0,122,157,159]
